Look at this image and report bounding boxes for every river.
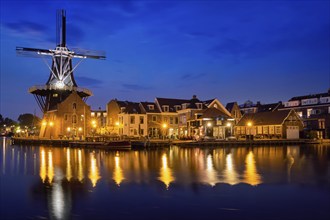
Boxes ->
[0,137,329,219]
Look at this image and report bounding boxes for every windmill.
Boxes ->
[16,9,106,113]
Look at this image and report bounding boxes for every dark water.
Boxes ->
[0,137,329,220]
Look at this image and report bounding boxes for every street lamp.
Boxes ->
[162,123,167,140]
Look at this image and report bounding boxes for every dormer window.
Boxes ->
[182,103,188,109]
[196,103,202,109]
[175,105,181,111]
[214,104,218,109]
[120,107,126,113]
[148,105,154,110]
[163,105,169,112]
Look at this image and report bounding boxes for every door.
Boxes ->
[286,126,299,139]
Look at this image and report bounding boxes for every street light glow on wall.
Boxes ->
[207,122,212,127]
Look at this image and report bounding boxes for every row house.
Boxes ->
[106,95,234,139]
[107,99,147,137]
[235,110,303,139]
[240,100,282,114]
[91,108,107,134]
[280,89,330,138]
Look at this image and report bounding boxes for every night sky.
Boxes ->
[1,0,329,119]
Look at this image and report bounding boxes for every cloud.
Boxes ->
[4,21,49,37]
[75,76,103,88]
[122,84,153,90]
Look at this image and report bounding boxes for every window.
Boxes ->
[275,126,281,134]
[121,107,126,113]
[196,103,202,109]
[109,118,113,125]
[148,105,154,110]
[182,103,188,109]
[164,117,168,123]
[175,117,178,124]
[64,114,68,121]
[307,109,312,118]
[175,105,181,111]
[91,112,95,117]
[170,117,173,124]
[140,129,144,135]
[53,93,58,97]
[163,105,169,112]
[73,103,77,109]
[140,116,144,124]
[130,116,135,124]
[319,119,325,129]
[152,116,157,122]
[72,115,77,124]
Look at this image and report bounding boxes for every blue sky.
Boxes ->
[1,0,329,119]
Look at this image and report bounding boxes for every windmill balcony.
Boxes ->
[29,85,93,96]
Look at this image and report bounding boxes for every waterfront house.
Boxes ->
[91,108,107,134]
[235,109,303,139]
[39,91,92,139]
[106,99,147,137]
[280,89,330,139]
[225,102,242,124]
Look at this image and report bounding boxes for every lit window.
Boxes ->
[73,103,77,109]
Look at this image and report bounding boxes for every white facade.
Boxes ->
[118,114,147,137]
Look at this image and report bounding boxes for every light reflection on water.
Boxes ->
[1,137,330,220]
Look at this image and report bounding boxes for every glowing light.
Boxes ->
[162,123,167,128]
[243,151,262,186]
[55,80,65,89]
[115,121,119,126]
[48,150,54,183]
[66,149,72,181]
[77,149,84,182]
[78,127,82,132]
[207,122,212,127]
[158,154,174,189]
[88,153,100,187]
[42,121,47,126]
[205,154,219,186]
[113,155,125,186]
[247,122,252,127]
[222,153,239,185]
[49,121,54,127]
[67,127,71,132]
[40,149,46,183]
[226,122,232,127]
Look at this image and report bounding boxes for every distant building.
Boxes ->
[235,110,303,139]
[91,108,107,134]
[280,89,330,138]
[240,100,282,114]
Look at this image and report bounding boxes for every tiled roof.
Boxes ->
[116,101,142,114]
[140,102,161,113]
[201,107,232,119]
[156,97,190,112]
[236,110,292,126]
[289,91,329,101]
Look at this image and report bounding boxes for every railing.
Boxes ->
[29,85,93,96]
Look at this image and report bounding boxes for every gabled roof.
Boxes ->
[201,107,232,119]
[203,99,216,106]
[140,102,161,113]
[226,102,237,112]
[236,110,292,126]
[156,97,190,112]
[116,101,142,114]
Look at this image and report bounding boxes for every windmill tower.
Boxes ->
[17,10,106,138]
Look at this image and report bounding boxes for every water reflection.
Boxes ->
[113,153,125,186]
[222,153,240,185]
[243,151,262,186]
[88,152,101,187]
[158,153,175,189]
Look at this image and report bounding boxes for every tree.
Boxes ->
[17,113,41,128]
